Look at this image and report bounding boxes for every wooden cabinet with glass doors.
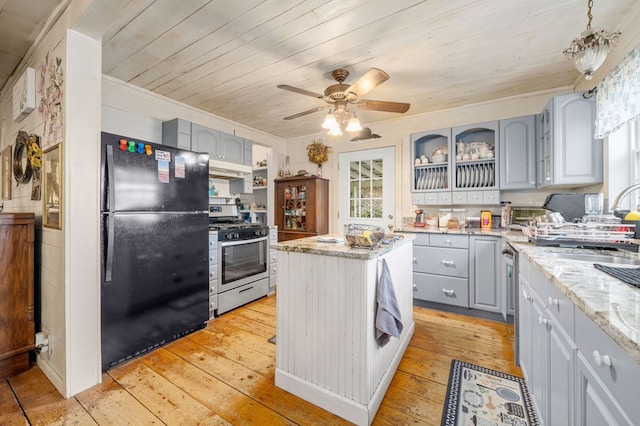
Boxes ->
[275,176,329,242]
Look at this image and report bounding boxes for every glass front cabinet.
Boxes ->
[275,176,329,242]
[411,121,499,205]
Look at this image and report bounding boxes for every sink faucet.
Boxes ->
[611,183,640,218]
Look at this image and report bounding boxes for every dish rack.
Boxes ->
[525,222,639,252]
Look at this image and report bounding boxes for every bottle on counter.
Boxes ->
[481,210,492,230]
[501,201,512,230]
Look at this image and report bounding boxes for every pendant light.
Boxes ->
[563,0,621,80]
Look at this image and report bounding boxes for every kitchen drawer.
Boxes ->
[482,190,500,204]
[437,192,452,204]
[423,193,439,204]
[218,278,269,315]
[269,227,278,241]
[544,280,574,337]
[270,264,277,276]
[209,267,218,281]
[270,249,277,265]
[411,192,424,204]
[208,249,217,267]
[414,246,468,278]
[413,272,469,307]
[451,191,467,204]
[430,233,468,249]
[412,233,429,246]
[575,307,640,419]
[209,232,217,250]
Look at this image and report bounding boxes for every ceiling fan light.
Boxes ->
[327,127,343,136]
[322,112,339,129]
[345,116,363,132]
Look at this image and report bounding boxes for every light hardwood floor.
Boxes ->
[1,295,521,425]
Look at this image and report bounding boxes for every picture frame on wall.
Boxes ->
[43,143,62,229]
[1,145,11,200]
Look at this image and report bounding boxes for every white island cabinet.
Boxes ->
[272,234,415,425]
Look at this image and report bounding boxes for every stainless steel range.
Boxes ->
[208,199,270,317]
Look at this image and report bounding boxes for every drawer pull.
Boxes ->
[441,260,455,267]
[548,297,559,307]
[445,239,452,245]
[593,350,612,367]
[442,289,455,297]
[538,316,549,326]
[413,284,417,291]
[413,257,417,263]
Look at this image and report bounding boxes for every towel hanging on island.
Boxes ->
[375,258,403,347]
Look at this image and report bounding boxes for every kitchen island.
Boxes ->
[272,233,415,425]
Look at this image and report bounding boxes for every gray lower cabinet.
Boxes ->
[518,256,639,425]
[519,259,574,425]
[412,233,469,307]
[412,233,506,315]
[469,236,500,313]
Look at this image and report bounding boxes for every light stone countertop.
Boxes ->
[504,236,640,364]
[272,232,415,260]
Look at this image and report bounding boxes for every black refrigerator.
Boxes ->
[100,132,209,371]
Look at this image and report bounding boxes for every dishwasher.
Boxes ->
[501,242,518,365]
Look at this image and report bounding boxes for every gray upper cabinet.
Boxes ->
[219,132,244,164]
[163,119,252,166]
[537,92,602,188]
[191,123,221,156]
[499,115,536,190]
[162,118,192,150]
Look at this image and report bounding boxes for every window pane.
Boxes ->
[372,199,383,218]
[347,157,383,219]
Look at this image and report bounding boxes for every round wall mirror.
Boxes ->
[13,131,33,185]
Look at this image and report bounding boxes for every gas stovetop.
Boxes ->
[208,222,267,231]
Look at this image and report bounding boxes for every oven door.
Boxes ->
[218,236,269,291]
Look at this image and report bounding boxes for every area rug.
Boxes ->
[441,359,538,426]
[267,335,277,345]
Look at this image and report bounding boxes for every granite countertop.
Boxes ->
[272,233,415,260]
[397,225,505,237]
[504,235,640,364]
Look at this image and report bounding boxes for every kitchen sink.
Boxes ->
[545,252,640,265]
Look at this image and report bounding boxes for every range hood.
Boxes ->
[208,159,251,180]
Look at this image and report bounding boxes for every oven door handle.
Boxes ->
[219,236,269,247]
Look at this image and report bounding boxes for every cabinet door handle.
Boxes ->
[441,260,455,267]
[413,284,418,291]
[413,257,417,263]
[593,350,613,367]
[442,289,455,297]
[538,316,549,326]
[548,297,559,307]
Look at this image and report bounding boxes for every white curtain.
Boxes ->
[595,43,640,138]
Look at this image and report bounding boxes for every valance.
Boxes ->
[595,43,640,138]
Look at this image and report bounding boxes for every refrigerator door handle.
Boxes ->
[106,144,116,211]
[104,213,114,284]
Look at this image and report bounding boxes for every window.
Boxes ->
[349,159,383,219]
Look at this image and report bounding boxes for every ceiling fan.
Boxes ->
[277,68,410,122]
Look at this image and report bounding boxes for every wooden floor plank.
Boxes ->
[5,299,521,425]
[74,373,162,425]
[166,337,351,425]
[0,380,29,425]
[138,348,294,425]
[7,367,97,425]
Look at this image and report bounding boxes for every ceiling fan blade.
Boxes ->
[356,99,410,113]
[277,84,324,99]
[346,68,389,98]
[283,106,328,120]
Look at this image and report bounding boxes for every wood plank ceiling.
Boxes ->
[2,0,638,139]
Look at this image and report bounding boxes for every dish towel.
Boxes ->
[375,259,403,347]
